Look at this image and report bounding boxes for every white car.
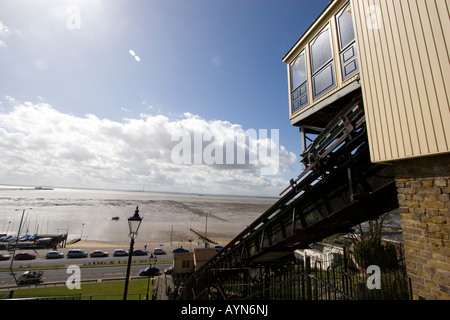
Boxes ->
[18,271,43,285]
[113,249,128,257]
[90,250,109,258]
[45,251,64,259]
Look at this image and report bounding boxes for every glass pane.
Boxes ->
[290,51,306,91]
[336,2,355,51]
[312,63,335,99]
[310,25,333,74]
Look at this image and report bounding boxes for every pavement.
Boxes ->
[155,274,173,300]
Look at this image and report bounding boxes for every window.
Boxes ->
[310,24,336,99]
[336,2,358,80]
[336,2,355,51]
[290,51,307,89]
[182,260,191,268]
[290,50,308,114]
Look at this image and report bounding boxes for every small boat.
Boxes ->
[19,234,31,241]
[111,216,120,220]
[28,234,37,241]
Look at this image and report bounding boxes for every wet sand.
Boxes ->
[1,187,276,249]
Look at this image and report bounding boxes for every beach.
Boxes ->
[0,186,276,247]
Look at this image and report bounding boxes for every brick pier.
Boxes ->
[394,154,450,300]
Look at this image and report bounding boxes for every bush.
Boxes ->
[353,237,399,270]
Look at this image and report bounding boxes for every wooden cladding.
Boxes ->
[352,0,450,162]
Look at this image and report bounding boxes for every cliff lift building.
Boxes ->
[183,0,449,300]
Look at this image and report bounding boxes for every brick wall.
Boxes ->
[394,154,450,300]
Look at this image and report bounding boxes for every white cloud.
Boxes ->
[4,95,19,105]
[0,21,10,37]
[0,100,297,196]
[0,21,11,48]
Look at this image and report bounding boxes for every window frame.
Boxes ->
[335,1,359,81]
[290,50,309,114]
[309,23,336,100]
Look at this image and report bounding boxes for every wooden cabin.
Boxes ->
[283,0,449,300]
[283,0,449,163]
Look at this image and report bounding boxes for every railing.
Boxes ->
[178,243,411,300]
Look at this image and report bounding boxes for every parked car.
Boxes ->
[0,253,11,261]
[14,252,36,260]
[17,271,43,285]
[90,250,109,258]
[172,247,189,253]
[132,249,148,256]
[67,249,88,258]
[213,245,224,252]
[153,248,166,255]
[164,266,173,275]
[113,249,128,257]
[138,267,160,277]
[45,251,64,259]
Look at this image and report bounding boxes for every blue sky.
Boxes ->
[0,0,330,196]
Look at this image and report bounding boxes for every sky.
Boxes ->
[0,0,330,197]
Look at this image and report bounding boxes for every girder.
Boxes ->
[188,92,398,291]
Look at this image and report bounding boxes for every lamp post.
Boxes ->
[123,206,143,300]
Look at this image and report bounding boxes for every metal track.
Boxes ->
[185,94,398,296]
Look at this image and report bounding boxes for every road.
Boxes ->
[0,250,172,288]
[0,264,171,287]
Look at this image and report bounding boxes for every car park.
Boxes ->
[90,250,109,258]
[153,248,166,255]
[14,252,36,260]
[113,249,128,257]
[67,249,88,258]
[138,267,160,277]
[45,251,64,259]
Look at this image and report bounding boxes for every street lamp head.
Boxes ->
[128,206,143,238]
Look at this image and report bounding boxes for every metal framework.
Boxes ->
[184,92,399,299]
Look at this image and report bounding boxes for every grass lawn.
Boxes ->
[9,278,156,300]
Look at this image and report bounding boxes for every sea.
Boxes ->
[0,185,276,244]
